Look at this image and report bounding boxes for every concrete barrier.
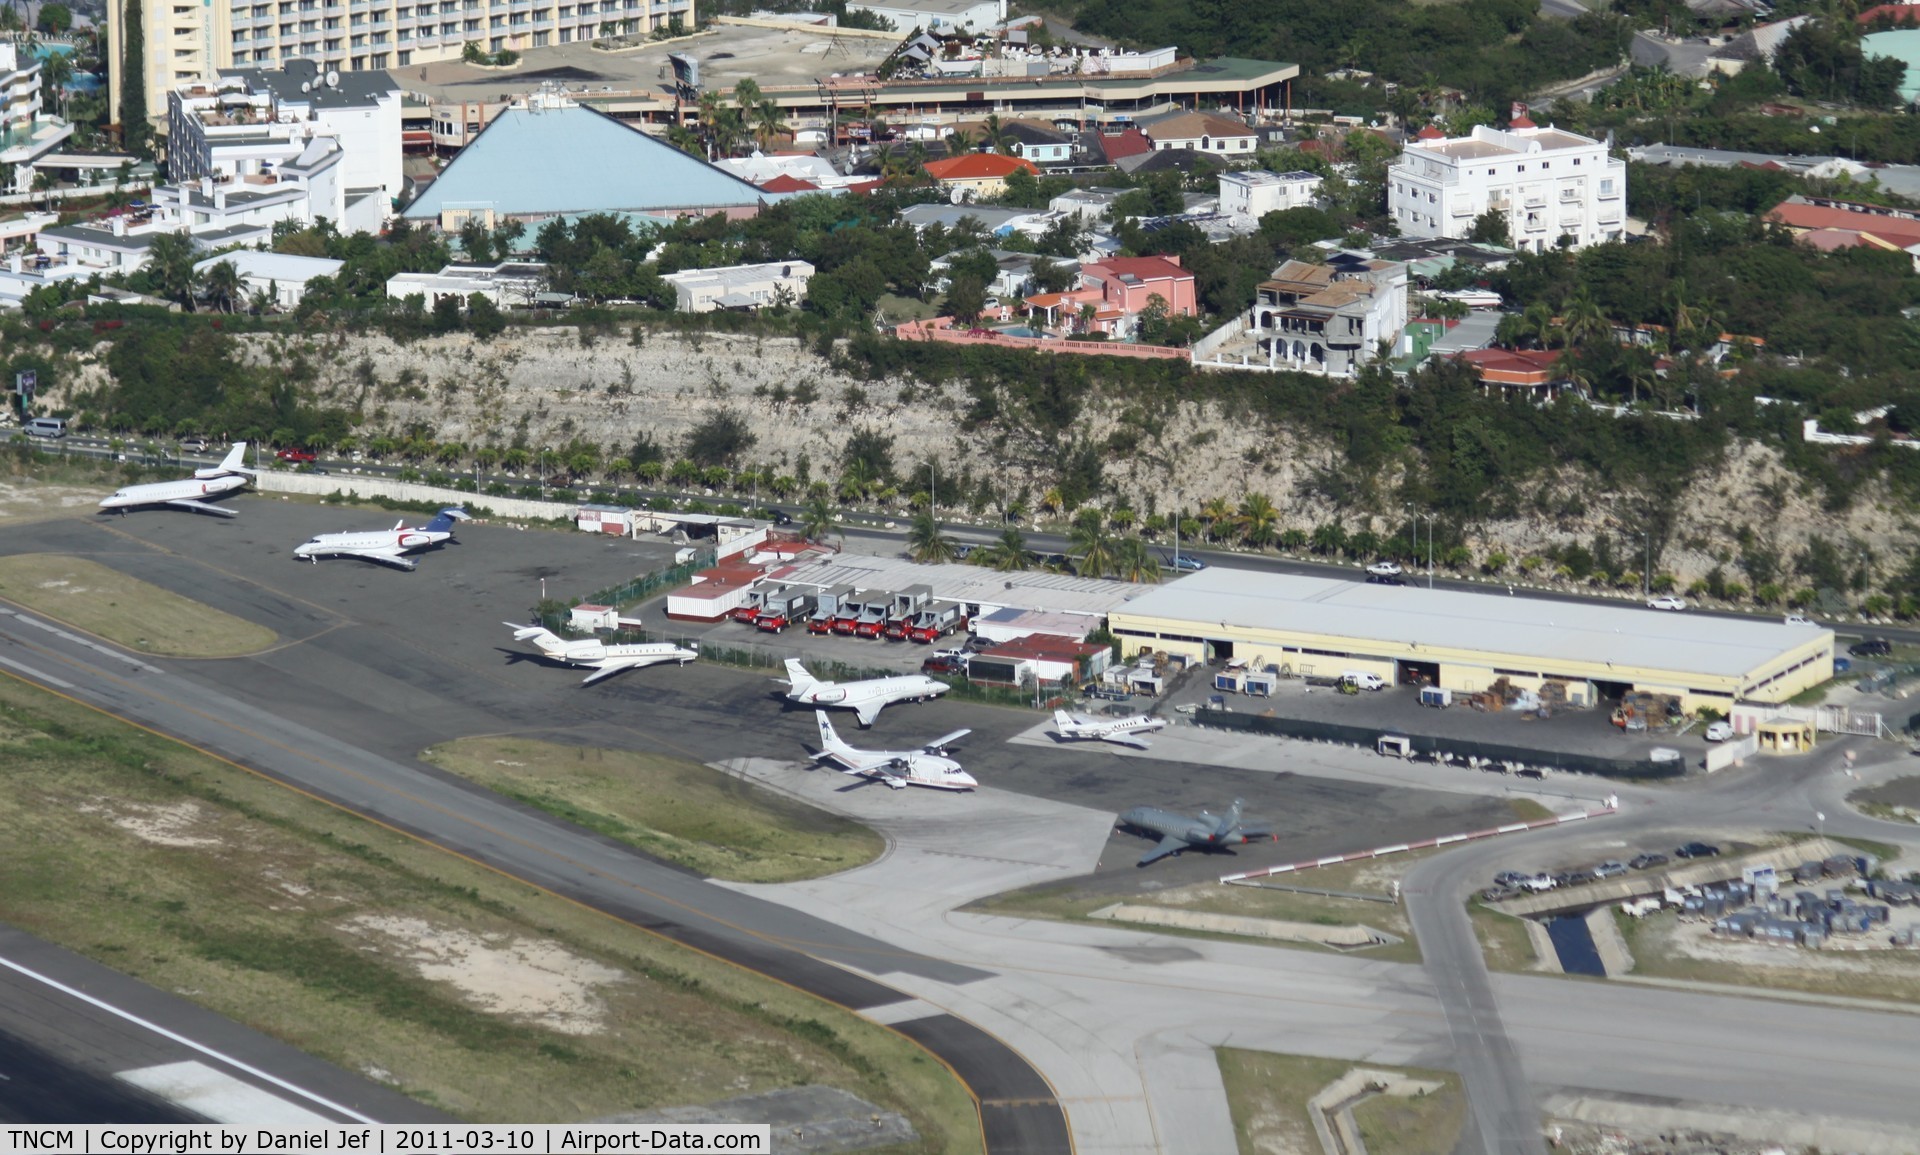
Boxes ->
[1583,905,1634,976]
[1088,903,1401,949]
[254,470,577,521]
[1308,1068,1447,1155]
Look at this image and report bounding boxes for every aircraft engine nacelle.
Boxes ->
[811,687,848,704]
[397,531,429,548]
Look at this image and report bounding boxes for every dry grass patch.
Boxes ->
[421,737,885,883]
[0,554,277,657]
[1470,902,1540,972]
[1217,1049,1464,1155]
[0,678,976,1149]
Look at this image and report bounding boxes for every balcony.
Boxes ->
[1449,202,1474,217]
[1596,186,1621,200]
[1558,189,1579,202]
[1522,194,1545,209]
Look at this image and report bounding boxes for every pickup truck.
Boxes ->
[275,447,317,463]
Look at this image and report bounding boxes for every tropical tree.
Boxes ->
[1109,507,1137,533]
[501,447,529,472]
[751,100,791,152]
[802,494,836,542]
[667,458,700,485]
[1309,521,1348,556]
[1113,536,1161,584]
[145,231,199,307]
[1199,496,1233,541]
[981,113,1014,155]
[1235,493,1280,548]
[197,258,243,313]
[1069,510,1118,578]
[906,511,959,563]
[976,526,1030,571]
[435,441,466,467]
[1560,287,1611,348]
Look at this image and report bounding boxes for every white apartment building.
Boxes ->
[662,260,815,313]
[167,59,402,205]
[848,0,1004,33]
[1388,120,1626,254]
[1218,169,1322,223]
[0,44,74,194]
[387,260,550,308]
[111,0,695,138]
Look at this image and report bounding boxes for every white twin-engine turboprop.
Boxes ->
[98,443,256,517]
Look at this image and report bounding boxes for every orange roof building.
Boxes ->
[921,153,1041,196]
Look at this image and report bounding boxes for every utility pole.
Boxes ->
[1427,517,1434,589]
[1643,532,1652,597]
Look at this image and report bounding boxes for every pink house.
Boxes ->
[1022,254,1197,337]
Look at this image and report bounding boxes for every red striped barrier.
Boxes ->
[1218,804,1620,883]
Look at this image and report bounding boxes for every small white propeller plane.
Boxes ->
[811,711,977,790]
[503,622,697,685]
[293,507,469,570]
[97,442,255,517]
[1051,708,1169,750]
[781,658,949,727]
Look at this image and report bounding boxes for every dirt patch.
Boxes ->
[343,915,625,1036]
[77,799,224,849]
[0,480,105,523]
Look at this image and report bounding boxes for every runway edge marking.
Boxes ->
[1218,804,1622,883]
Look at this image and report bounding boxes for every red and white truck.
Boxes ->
[757,590,813,633]
[907,602,965,643]
[808,586,853,635]
[730,588,768,626]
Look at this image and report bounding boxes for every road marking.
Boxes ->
[0,655,75,689]
[7,611,158,672]
[119,1061,336,1125]
[861,998,947,1026]
[0,954,377,1123]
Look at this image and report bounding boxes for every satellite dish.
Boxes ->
[326,70,340,87]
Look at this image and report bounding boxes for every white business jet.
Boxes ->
[97,443,255,517]
[1051,709,1169,749]
[811,711,976,790]
[294,507,469,570]
[503,622,697,685]
[781,658,948,727]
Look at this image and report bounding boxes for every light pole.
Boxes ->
[1643,531,1652,597]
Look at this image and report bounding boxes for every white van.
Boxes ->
[1341,671,1387,692]
[23,417,66,439]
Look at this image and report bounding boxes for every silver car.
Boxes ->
[1593,860,1629,880]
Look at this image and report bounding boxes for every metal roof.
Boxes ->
[220,58,399,111]
[402,103,766,220]
[1113,568,1828,679]
[771,554,1150,616]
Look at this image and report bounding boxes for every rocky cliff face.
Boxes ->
[44,325,1920,597]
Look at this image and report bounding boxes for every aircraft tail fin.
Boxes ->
[505,622,565,654]
[1053,709,1076,730]
[1216,798,1245,839]
[197,442,253,479]
[784,658,818,692]
[814,710,852,759]
[423,507,470,533]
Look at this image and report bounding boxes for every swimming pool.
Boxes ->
[996,325,1051,339]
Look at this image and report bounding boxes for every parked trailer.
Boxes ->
[757,591,814,633]
[908,602,965,643]
[834,593,878,636]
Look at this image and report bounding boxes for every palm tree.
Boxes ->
[501,447,530,472]
[752,99,791,152]
[1309,521,1348,556]
[1109,507,1137,533]
[943,126,977,157]
[981,112,1014,155]
[1038,487,1065,516]
[198,259,243,313]
[606,456,633,481]
[1199,496,1233,541]
[145,231,198,308]
[1520,300,1562,349]
[1560,287,1611,348]
[636,459,665,484]
[1112,536,1161,584]
[1235,493,1280,548]
[1069,511,1118,578]
[906,511,959,563]
[667,458,700,485]
[435,441,466,467]
[976,526,1031,571]
[802,494,836,542]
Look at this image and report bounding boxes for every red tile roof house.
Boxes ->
[1453,348,1566,391]
[1022,254,1197,338]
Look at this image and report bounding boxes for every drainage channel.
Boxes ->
[1543,913,1607,976]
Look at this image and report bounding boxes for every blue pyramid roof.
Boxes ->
[404,103,766,220]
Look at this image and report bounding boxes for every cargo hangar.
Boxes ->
[1107,568,1835,713]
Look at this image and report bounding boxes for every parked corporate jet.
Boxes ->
[1118,799,1275,866]
[811,711,977,791]
[97,443,255,517]
[1051,709,1169,749]
[503,622,697,685]
[293,507,469,570]
[780,658,948,727]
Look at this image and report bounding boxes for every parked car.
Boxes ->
[1481,886,1517,903]
[1593,860,1629,880]
[1365,560,1403,577]
[1850,638,1893,657]
[921,655,964,675]
[1704,720,1734,742]
[1555,869,1597,887]
[1493,870,1529,888]
[1783,613,1816,626]
[276,447,317,463]
[965,635,996,653]
[1628,853,1670,870]
[1646,595,1687,611]
[1514,768,1545,780]
[1675,841,1721,859]
[1518,873,1556,892]
[1167,554,1206,571]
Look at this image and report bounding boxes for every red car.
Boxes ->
[276,447,317,463]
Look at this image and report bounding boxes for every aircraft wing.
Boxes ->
[1104,733,1154,750]
[836,765,906,788]
[358,549,418,571]
[853,699,885,727]
[579,661,634,686]
[1136,837,1187,866]
[162,499,238,518]
[921,728,971,753]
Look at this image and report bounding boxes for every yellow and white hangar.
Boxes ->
[1108,568,1834,714]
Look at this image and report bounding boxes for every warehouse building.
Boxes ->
[1108,568,1833,713]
